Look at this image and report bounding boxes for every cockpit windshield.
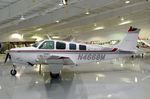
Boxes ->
[32,40,43,48]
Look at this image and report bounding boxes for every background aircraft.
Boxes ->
[138,39,150,53]
[0,41,35,54]
[5,27,140,79]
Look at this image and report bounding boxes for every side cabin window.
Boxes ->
[39,41,54,49]
[79,45,86,50]
[69,43,76,50]
[56,42,66,49]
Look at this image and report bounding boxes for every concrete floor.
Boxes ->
[0,54,150,99]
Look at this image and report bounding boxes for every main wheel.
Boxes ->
[50,72,60,79]
[10,69,17,76]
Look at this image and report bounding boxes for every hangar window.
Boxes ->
[79,45,86,50]
[39,41,54,49]
[56,42,66,49]
[69,43,76,50]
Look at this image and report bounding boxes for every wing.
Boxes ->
[37,55,75,65]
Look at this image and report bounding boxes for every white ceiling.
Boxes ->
[0,0,149,42]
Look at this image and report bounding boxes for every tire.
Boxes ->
[50,72,60,79]
[10,69,17,76]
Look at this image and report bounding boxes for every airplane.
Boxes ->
[130,38,150,58]
[5,26,140,78]
[138,39,150,53]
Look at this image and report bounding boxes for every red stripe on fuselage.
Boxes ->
[10,49,117,53]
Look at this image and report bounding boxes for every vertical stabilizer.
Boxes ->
[115,26,140,51]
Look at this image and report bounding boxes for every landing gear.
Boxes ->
[50,72,60,79]
[48,63,63,79]
[10,65,17,76]
[10,69,17,76]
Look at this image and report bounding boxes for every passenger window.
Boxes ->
[56,42,66,49]
[69,43,76,50]
[79,45,86,50]
[39,41,54,49]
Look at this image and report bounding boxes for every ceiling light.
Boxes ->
[94,23,97,27]
[85,11,90,15]
[118,20,132,25]
[52,36,60,39]
[35,28,43,31]
[107,94,112,98]
[56,20,60,23]
[20,15,25,20]
[121,17,125,21]
[93,26,104,30]
[125,0,130,4]
[35,81,39,84]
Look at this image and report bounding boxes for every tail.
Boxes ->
[115,26,140,51]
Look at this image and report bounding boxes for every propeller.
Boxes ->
[4,52,11,63]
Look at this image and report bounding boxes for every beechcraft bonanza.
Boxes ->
[5,27,140,78]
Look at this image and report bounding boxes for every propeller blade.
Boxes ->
[4,53,11,63]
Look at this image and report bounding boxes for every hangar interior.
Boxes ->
[0,0,150,99]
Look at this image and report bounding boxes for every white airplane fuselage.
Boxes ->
[8,27,140,77]
[9,40,130,65]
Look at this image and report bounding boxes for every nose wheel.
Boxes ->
[10,69,17,76]
[10,65,17,76]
